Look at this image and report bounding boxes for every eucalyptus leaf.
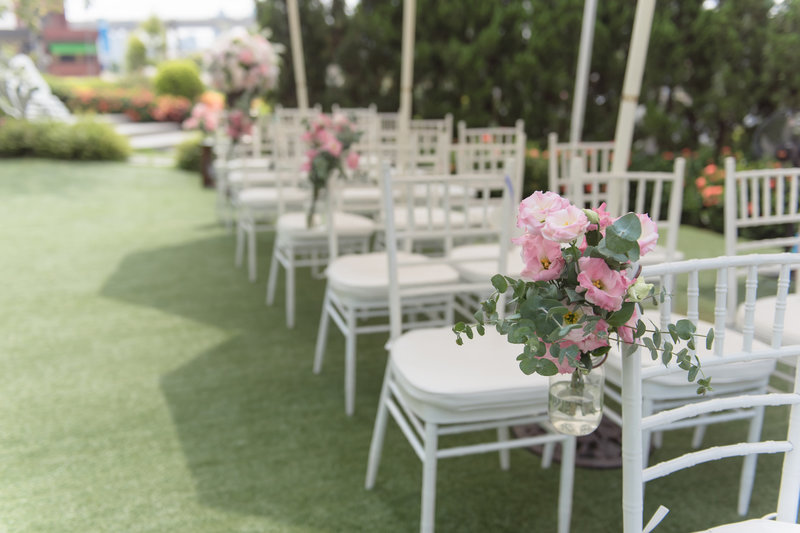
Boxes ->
[491,274,508,293]
[675,319,695,337]
[607,302,636,327]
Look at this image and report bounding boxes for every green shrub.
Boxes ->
[175,134,204,172]
[126,35,147,73]
[154,60,205,101]
[0,118,130,161]
[70,119,131,160]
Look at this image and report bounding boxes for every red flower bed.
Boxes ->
[65,87,191,123]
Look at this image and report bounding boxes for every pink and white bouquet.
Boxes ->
[206,29,280,104]
[454,191,712,394]
[301,113,362,227]
[206,29,280,144]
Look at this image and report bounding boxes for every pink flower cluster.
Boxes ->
[207,29,280,97]
[300,113,360,172]
[182,102,221,134]
[513,191,659,373]
[225,109,253,141]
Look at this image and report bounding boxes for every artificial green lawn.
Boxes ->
[0,159,786,532]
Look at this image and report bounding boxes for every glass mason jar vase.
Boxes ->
[548,364,605,436]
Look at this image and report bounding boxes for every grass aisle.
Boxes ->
[0,160,784,532]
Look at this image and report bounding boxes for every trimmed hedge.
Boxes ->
[154,60,205,101]
[0,119,130,161]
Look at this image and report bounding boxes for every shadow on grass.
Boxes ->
[98,234,587,531]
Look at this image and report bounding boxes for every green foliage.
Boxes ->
[259,0,800,160]
[0,119,130,161]
[154,60,204,101]
[126,35,148,73]
[175,134,204,172]
[257,0,348,109]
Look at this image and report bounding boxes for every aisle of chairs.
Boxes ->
[207,105,800,532]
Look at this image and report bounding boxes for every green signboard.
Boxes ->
[50,42,97,56]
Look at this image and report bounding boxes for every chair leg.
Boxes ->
[366,364,394,490]
[738,405,766,516]
[313,289,331,374]
[557,436,576,533]
[235,221,244,267]
[445,295,455,325]
[286,252,296,329]
[691,423,707,449]
[541,442,555,469]
[420,422,439,533]
[266,243,280,306]
[497,426,510,471]
[642,398,654,468]
[247,225,257,282]
[344,307,357,416]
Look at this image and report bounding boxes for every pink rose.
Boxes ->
[315,129,334,146]
[591,202,613,232]
[346,151,360,170]
[203,114,218,132]
[617,305,640,344]
[517,191,571,234]
[324,137,342,157]
[576,257,630,312]
[637,213,659,256]
[540,205,590,243]
[513,233,565,281]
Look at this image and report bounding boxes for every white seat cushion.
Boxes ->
[340,186,381,203]
[327,252,459,300]
[391,207,467,229]
[227,169,277,187]
[276,212,375,240]
[696,518,800,532]
[639,245,685,267]
[447,243,525,281]
[219,156,271,170]
[735,294,800,347]
[390,327,550,423]
[236,187,308,206]
[605,310,775,399]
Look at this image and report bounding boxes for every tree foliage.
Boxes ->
[259,0,800,157]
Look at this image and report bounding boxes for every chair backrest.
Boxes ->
[374,113,453,174]
[251,113,273,160]
[381,164,515,340]
[621,253,800,533]
[571,157,685,263]
[271,107,311,188]
[457,120,526,204]
[547,132,615,196]
[724,158,800,311]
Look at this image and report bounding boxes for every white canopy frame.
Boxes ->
[608,0,657,215]
[287,0,309,110]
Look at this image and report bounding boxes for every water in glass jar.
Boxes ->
[548,381,603,436]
